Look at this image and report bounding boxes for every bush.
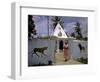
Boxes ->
[77,57,88,64]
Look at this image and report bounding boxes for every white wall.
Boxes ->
[0,0,100,81]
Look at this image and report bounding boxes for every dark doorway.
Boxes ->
[59,40,63,51]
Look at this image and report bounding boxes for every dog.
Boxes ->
[29,47,48,57]
[78,43,85,52]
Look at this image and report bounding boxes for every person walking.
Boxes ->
[63,42,69,61]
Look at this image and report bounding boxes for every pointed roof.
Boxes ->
[53,23,68,39]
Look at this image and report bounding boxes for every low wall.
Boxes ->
[28,39,88,66]
[69,40,88,59]
[28,39,55,66]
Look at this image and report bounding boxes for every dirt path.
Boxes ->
[54,51,82,65]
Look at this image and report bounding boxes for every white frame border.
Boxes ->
[11,2,97,80]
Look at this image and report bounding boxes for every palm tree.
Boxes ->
[51,16,64,62]
[51,16,64,30]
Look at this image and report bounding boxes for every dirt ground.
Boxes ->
[54,51,82,65]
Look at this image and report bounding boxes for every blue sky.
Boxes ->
[31,15,88,37]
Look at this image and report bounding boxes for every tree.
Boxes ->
[71,32,75,37]
[51,16,64,54]
[83,37,88,41]
[28,15,37,39]
[75,22,83,39]
[51,16,64,30]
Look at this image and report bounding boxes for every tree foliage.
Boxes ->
[74,22,83,39]
[28,15,37,39]
[51,16,64,30]
[71,32,75,37]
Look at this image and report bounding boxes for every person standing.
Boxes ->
[63,42,69,61]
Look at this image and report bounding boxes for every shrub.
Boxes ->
[77,57,88,64]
